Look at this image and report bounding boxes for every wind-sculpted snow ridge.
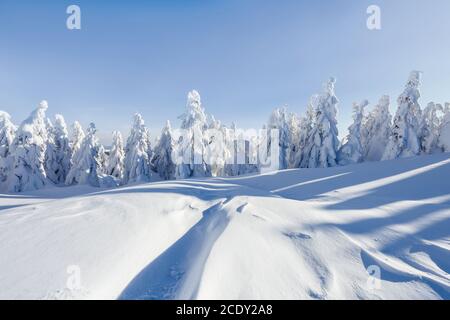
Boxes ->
[0,154,449,299]
[119,199,232,299]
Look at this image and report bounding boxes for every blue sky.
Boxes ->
[1,0,450,143]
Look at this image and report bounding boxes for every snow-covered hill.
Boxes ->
[0,154,449,300]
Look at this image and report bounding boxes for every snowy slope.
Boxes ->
[0,154,449,300]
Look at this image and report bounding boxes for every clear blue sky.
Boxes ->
[1,0,450,143]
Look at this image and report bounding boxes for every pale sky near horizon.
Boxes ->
[1,0,450,144]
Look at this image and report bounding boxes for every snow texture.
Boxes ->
[8,101,49,192]
[1,153,449,300]
[383,71,423,160]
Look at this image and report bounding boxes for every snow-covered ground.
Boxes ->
[0,154,449,300]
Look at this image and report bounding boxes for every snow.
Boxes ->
[106,131,125,180]
[300,77,340,168]
[362,95,392,162]
[383,71,423,160]
[124,114,152,184]
[0,111,16,186]
[438,104,450,152]
[175,90,211,179]
[8,100,49,192]
[338,100,368,165]
[0,153,449,300]
[65,123,103,187]
[45,114,71,185]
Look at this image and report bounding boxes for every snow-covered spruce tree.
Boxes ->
[205,116,228,177]
[152,121,176,180]
[224,122,239,177]
[268,107,298,170]
[300,78,340,168]
[438,103,450,152]
[293,104,314,168]
[287,112,300,169]
[420,102,443,154]
[44,118,57,183]
[54,115,71,179]
[0,111,17,189]
[124,113,152,184]
[68,121,85,168]
[243,130,260,175]
[45,115,71,184]
[268,107,290,170]
[223,123,259,176]
[8,101,49,192]
[360,95,392,162]
[382,71,423,160]
[65,123,102,187]
[106,131,125,180]
[175,90,211,179]
[97,144,108,174]
[145,129,154,173]
[338,100,368,165]
[0,112,16,186]
[70,121,85,156]
[238,128,259,176]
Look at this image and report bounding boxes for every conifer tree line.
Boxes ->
[1,71,449,192]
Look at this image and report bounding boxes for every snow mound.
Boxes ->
[0,154,449,299]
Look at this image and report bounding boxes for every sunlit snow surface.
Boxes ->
[0,154,449,300]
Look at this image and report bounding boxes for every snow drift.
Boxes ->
[0,153,449,300]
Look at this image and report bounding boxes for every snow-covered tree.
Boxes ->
[300,78,340,168]
[287,112,300,169]
[222,122,259,176]
[9,101,49,192]
[205,116,229,177]
[361,95,392,162]
[69,121,85,165]
[293,104,314,168]
[65,123,102,187]
[438,103,450,152]
[44,118,57,183]
[124,113,152,183]
[268,107,290,170]
[0,112,16,186]
[97,144,108,174]
[338,100,368,165]
[106,131,125,180]
[241,130,259,175]
[383,71,423,160]
[45,115,71,184]
[258,123,282,173]
[152,121,176,180]
[224,122,240,177]
[145,130,154,173]
[420,102,443,154]
[175,90,211,179]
